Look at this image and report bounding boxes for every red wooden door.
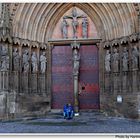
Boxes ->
[52,46,74,109]
[79,45,99,109]
[52,45,99,110]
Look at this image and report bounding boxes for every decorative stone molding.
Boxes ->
[0,34,12,43]
[40,43,47,49]
[20,39,30,47]
[120,36,129,45]
[111,39,119,46]
[71,41,80,49]
[13,37,20,45]
[104,41,111,48]
[31,41,39,48]
[129,33,138,42]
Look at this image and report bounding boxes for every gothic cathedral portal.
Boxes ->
[50,7,100,110]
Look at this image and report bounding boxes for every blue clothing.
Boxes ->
[63,105,74,119]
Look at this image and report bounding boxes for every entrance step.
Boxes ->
[50,109,62,113]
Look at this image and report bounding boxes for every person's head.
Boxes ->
[68,103,71,106]
[114,48,117,53]
[43,52,46,55]
[14,48,18,52]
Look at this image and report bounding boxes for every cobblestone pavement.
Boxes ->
[0,111,140,133]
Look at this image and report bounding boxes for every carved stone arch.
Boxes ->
[44,4,102,41]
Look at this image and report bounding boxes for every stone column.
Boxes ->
[119,41,123,94]
[71,42,80,114]
[120,37,129,94]
[47,43,52,110]
[28,45,32,94]
[112,40,120,94]
[104,42,111,93]
[98,42,104,95]
[110,43,113,93]
[19,43,22,93]
[128,40,133,93]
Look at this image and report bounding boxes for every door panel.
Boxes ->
[79,45,99,109]
[52,45,99,110]
[52,46,73,109]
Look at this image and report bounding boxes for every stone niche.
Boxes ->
[0,40,50,120]
[100,36,140,119]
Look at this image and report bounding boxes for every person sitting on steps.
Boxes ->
[63,103,74,120]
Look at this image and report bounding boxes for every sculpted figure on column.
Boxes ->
[132,46,139,70]
[61,18,69,39]
[105,50,111,72]
[113,48,119,72]
[1,46,9,71]
[31,52,38,73]
[13,48,20,71]
[22,49,29,73]
[122,47,128,71]
[73,49,80,75]
[82,17,88,38]
[40,52,47,74]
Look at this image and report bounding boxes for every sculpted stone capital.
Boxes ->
[129,33,138,42]
[111,39,119,46]
[13,37,21,45]
[71,41,80,50]
[31,41,39,48]
[40,43,47,49]
[120,36,129,45]
[21,39,30,47]
[104,41,111,48]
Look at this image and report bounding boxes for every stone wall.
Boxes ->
[100,33,140,119]
[0,40,51,120]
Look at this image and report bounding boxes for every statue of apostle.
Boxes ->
[61,18,69,39]
[82,17,88,38]
[22,49,29,73]
[40,52,47,74]
[132,46,139,70]
[122,47,129,71]
[13,48,20,71]
[112,48,119,72]
[1,46,9,71]
[31,52,38,73]
[105,50,111,72]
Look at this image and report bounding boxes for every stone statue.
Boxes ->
[40,52,47,74]
[132,46,139,70]
[105,50,111,72]
[122,47,129,71]
[73,49,80,75]
[64,7,83,38]
[1,46,9,71]
[82,17,88,38]
[112,48,119,72]
[61,18,69,39]
[22,49,29,73]
[31,51,38,73]
[13,48,20,71]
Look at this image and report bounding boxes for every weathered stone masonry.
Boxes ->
[0,3,140,120]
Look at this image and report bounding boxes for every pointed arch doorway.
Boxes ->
[49,7,101,111]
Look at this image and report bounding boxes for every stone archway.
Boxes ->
[50,7,101,110]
